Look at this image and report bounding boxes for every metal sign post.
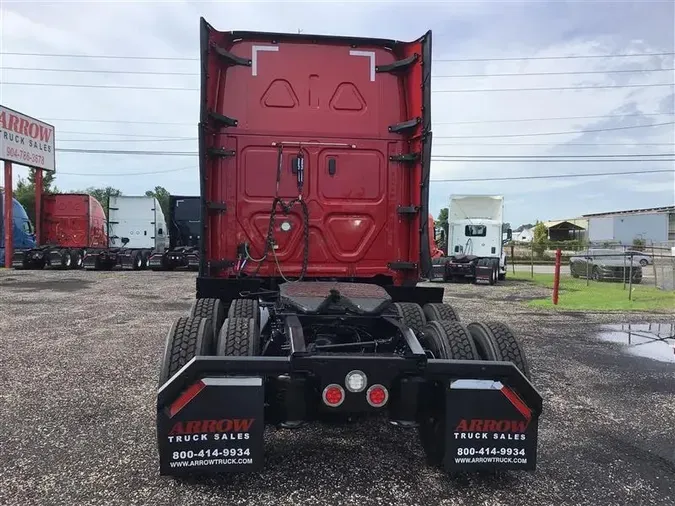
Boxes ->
[3,161,12,268]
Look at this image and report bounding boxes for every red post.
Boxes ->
[552,248,562,305]
[3,161,13,268]
[34,169,43,244]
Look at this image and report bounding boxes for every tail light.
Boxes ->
[366,384,388,408]
[322,384,345,407]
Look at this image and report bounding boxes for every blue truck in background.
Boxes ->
[0,191,37,266]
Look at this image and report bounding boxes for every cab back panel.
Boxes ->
[200,20,432,284]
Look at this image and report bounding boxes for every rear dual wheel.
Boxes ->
[158,298,260,387]
[417,318,531,468]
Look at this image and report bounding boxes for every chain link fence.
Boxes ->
[509,240,675,303]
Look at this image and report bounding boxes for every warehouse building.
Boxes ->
[584,206,675,245]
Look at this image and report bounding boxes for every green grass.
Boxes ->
[511,272,675,312]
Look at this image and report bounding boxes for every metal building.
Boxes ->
[584,206,675,245]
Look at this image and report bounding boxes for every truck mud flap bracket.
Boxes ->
[157,375,265,476]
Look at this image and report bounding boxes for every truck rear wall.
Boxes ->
[42,194,107,249]
[199,19,433,284]
[169,196,200,249]
[107,195,168,250]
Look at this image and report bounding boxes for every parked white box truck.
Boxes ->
[83,195,169,270]
[433,195,511,284]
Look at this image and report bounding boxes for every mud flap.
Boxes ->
[474,265,493,284]
[157,376,265,475]
[444,379,538,472]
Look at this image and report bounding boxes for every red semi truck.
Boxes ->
[12,193,107,269]
[156,18,541,478]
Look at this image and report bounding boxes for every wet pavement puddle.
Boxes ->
[596,323,675,363]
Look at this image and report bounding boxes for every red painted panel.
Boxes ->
[201,20,432,284]
[42,194,107,248]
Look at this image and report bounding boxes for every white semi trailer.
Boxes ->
[83,195,169,270]
[435,195,511,284]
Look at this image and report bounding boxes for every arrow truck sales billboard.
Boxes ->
[0,105,56,172]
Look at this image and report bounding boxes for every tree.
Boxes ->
[13,168,59,224]
[532,221,549,258]
[79,187,123,218]
[145,186,170,218]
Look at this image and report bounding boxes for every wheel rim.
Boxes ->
[65,255,71,266]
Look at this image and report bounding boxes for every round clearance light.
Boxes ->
[280,221,291,232]
[322,384,345,407]
[345,370,367,393]
[367,384,389,408]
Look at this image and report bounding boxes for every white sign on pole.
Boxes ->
[0,105,56,172]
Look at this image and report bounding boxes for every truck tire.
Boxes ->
[141,250,150,270]
[70,250,83,269]
[465,321,501,361]
[190,297,225,343]
[422,302,459,322]
[59,250,72,269]
[216,317,260,357]
[228,298,260,328]
[468,321,531,380]
[418,320,478,467]
[391,302,427,335]
[132,251,143,271]
[158,316,213,387]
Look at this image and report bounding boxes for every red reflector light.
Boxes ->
[366,384,388,407]
[322,384,345,407]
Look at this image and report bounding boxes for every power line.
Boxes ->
[59,165,196,176]
[435,112,674,125]
[434,68,675,78]
[2,81,198,91]
[56,148,197,156]
[434,83,674,93]
[4,81,673,93]
[54,146,675,163]
[3,50,672,62]
[4,66,672,79]
[430,169,673,182]
[43,117,194,126]
[0,66,197,76]
[59,130,194,139]
[434,52,675,63]
[52,121,674,144]
[432,158,675,163]
[58,137,195,143]
[0,51,198,61]
[41,113,674,129]
[434,121,674,138]
[433,153,674,159]
[434,143,675,146]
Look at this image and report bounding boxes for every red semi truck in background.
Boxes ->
[12,193,107,269]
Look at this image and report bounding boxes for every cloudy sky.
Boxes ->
[1,0,673,227]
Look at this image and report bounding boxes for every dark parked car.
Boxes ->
[570,248,642,283]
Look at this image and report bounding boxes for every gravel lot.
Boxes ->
[0,269,673,506]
